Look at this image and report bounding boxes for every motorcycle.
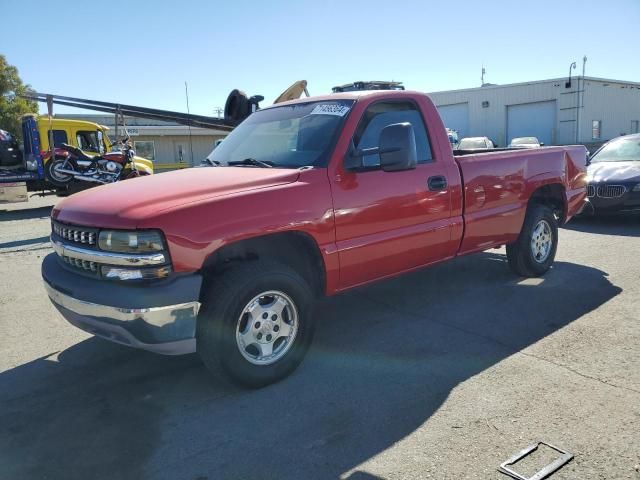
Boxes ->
[44,138,148,187]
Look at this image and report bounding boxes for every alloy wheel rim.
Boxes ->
[235,290,298,365]
[531,219,553,263]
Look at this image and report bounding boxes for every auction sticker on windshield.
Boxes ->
[310,104,351,116]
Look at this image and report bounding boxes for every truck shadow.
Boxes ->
[564,216,640,237]
[0,253,621,480]
[0,205,53,222]
[0,236,50,249]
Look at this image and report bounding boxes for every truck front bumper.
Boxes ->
[42,253,202,355]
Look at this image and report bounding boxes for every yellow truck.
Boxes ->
[0,115,154,202]
[30,115,153,174]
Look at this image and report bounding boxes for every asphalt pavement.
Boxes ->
[0,195,638,480]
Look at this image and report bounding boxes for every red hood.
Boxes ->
[52,167,300,228]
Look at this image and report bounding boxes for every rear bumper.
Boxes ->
[42,253,202,355]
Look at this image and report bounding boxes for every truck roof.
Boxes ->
[24,114,109,131]
[262,90,428,110]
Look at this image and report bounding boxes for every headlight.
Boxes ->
[98,230,165,253]
[101,265,171,281]
[632,183,640,192]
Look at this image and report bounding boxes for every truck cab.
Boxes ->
[34,116,110,155]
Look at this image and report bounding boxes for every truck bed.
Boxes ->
[453,146,587,255]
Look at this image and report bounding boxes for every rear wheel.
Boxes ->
[506,204,558,277]
[197,260,316,388]
[45,158,74,187]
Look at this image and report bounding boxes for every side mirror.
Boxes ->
[344,122,417,172]
[540,142,545,146]
[379,123,417,172]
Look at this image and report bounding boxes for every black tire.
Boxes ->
[506,203,558,277]
[45,157,74,187]
[197,260,316,388]
[224,89,250,126]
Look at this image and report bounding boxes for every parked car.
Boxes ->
[0,129,22,168]
[509,137,543,148]
[583,133,640,215]
[458,136,496,150]
[42,90,587,388]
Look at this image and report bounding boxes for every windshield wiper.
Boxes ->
[202,158,221,167]
[227,158,274,168]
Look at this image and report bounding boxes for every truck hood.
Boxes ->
[52,167,301,228]
[587,161,640,183]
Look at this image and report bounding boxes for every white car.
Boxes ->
[458,136,496,150]
[509,137,543,148]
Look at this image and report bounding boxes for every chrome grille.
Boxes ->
[587,185,596,198]
[596,185,626,198]
[52,222,97,246]
[61,254,99,275]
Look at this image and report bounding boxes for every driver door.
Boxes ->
[331,101,455,289]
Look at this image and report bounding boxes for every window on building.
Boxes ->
[632,120,639,134]
[48,130,68,147]
[134,141,155,161]
[76,131,101,153]
[592,120,602,140]
[354,101,433,167]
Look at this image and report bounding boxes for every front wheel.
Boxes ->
[45,158,74,187]
[197,260,316,388]
[506,204,559,277]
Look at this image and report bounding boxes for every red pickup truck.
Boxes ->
[42,90,587,387]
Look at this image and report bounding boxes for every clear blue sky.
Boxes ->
[2,0,639,116]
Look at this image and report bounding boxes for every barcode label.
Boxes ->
[310,104,351,116]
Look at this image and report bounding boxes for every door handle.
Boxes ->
[428,175,448,191]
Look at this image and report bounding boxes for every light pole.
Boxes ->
[566,62,576,88]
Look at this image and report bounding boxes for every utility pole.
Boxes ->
[184,81,194,165]
[576,56,587,144]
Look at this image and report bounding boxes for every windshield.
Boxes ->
[511,137,538,145]
[591,136,640,163]
[459,138,487,149]
[207,100,354,168]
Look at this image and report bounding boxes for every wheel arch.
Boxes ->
[199,231,327,301]
[528,182,567,223]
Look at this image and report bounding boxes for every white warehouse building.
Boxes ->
[428,76,640,148]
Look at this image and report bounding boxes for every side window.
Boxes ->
[76,131,100,152]
[354,102,432,167]
[48,130,68,147]
[97,130,105,154]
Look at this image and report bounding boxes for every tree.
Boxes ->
[0,55,37,142]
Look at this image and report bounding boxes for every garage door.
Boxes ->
[437,103,469,138]
[507,101,556,146]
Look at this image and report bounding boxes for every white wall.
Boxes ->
[579,80,640,143]
[428,77,640,146]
